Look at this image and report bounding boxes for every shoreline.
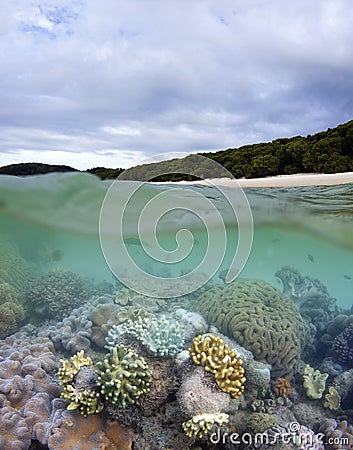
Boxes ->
[174,172,353,188]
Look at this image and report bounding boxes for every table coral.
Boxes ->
[189,334,245,399]
[182,412,229,439]
[96,344,152,408]
[194,278,307,377]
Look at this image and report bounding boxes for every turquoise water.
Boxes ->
[0,172,352,307]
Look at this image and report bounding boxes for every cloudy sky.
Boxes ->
[1,0,353,170]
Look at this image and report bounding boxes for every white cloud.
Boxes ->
[1,0,353,169]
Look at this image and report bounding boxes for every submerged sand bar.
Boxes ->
[175,172,353,188]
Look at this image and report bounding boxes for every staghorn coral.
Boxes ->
[272,377,292,398]
[302,364,328,399]
[324,386,341,410]
[333,324,353,367]
[182,412,229,439]
[194,278,306,377]
[189,334,245,399]
[96,344,152,408]
[106,315,184,357]
[58,350,93,384]
[25,268,88,319]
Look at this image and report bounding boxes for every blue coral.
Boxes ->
[106,315,184,357]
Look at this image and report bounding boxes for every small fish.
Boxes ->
[308,254,314,263]
[344,274,352,280]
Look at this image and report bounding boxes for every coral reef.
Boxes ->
[275,266,337,317]
[319,419,353,450]
[0,301,25,339]
[324,386,341,410]
[0,332,60,448]
[96,344,152,407]
[189,334,246,399]
[58,351,104,416]
[194,278,306,377]
[333,324,353,367]
[250,422,325,449]
[106,315,184,357]
[47,410,134,450]
[47,306,93,354]
[182,412,229,439]
[272,377,292,397]
[25,268,88,319]
[174,308,208,342]
[178,366,231,417]
[303,364,328,399]
[0,239,34,293]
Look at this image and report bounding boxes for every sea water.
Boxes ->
[0,172,352,309]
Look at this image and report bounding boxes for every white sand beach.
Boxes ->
[177,172,353,188]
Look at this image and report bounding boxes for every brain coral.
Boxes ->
[194,279,306,377]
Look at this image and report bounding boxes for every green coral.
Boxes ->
[106,315,184,357]
[96,344,152,407]
[182,412,229,438]
[58,351,104,416]
[194,278,306,377]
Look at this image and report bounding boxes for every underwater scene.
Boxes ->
[0,171,353,450]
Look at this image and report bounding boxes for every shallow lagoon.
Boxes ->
[0,172,353,449]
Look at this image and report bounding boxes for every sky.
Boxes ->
[1,0,353,170]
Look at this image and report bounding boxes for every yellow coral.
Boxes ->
[324,386,341,410]
[58,350,93,384]
[189,334,246,399]
[303,364,328,399]
[182,412,229,438]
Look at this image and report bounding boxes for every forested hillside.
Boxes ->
[1,120,352,180]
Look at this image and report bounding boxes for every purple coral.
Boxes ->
[334,324,353,367]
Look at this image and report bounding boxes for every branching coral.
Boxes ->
[194,278,306,377]
[303,364,328,399]
[106,315,184,357]
[189,334,245,399]
[182,412,229,439]
[96,344,152,408]
[58,351,104,416]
